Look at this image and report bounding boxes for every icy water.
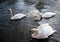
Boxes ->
[0,0,60,42]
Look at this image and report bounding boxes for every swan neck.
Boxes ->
[34,31,38,36]
[9,8,13,17]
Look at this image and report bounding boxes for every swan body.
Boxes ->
[31,23,56,39]
[28,10,42,20]
[42,12,56,18]
[10,13,26,20]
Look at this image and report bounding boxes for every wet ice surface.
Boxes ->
[0,0,60,42]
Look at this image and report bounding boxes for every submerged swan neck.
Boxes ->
[31,28,38,32]
[8,8,13,17]
[34,31,38,35]
[31,28,38,35]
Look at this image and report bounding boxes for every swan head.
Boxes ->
[30,28,38,32]
[30,28,38,35]
[8,8,12,12]
[30,28,40,39]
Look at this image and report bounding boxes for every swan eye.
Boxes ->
[34,16,37,17]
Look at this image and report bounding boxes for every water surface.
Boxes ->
[0,0,60,42]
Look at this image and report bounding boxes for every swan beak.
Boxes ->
[30,28,38,32]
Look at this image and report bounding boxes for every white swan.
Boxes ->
[42,12,56,18]
[28,10,42,20]
[30,23,56,39]
[8,8,26,20]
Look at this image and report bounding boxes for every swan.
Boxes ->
[42,12,56,19]
[28,10,42,21]
[8,8,26,20]
[30,23,56,39]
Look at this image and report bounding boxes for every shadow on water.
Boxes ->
[0,0,60,42]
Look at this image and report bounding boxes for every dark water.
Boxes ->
[0,0,60,42]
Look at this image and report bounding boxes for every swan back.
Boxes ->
[42,12,56,18]
[11,13,26,20]
[38,23,55,35]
